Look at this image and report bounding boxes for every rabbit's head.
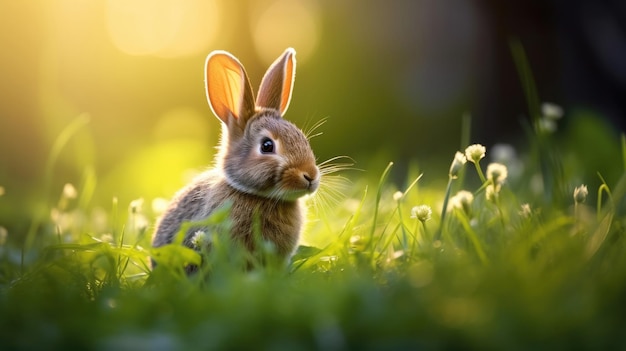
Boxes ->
[205,48,319,201]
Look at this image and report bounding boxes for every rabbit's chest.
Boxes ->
[230,193,304,256]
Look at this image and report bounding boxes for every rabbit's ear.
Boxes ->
[256,48,296,115]
[205,51,256,125]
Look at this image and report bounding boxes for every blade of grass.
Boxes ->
[596,173,614,220]
[23,114,90,264]
[367,162,394,245]
[510,39,540,125]
[77,165,97,211]
[585,213,613,260]
[621,133,625,172]
[366,162,394,267]
[456,212,489,265]
[435,179,453,241]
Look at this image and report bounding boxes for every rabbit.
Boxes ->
[151,48,320,271]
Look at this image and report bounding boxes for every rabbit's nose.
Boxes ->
[302,168,319,191]
[303,173,314,184]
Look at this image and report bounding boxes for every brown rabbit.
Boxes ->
[151,48,319,270]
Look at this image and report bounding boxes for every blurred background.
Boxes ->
[1,0,625,234]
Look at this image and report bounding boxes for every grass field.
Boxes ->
[1,112,626,350]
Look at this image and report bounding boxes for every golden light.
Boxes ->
[152,107,211,142]
[251,0,320,65]
[105,0,220,57]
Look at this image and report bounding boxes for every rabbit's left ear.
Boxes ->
[256,48,296,115]
[205,50,256,126]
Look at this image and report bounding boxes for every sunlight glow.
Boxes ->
[152,107,211,142]
[251,0,320,65]
[106,0,220,57]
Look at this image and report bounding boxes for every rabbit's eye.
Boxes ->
[260,137,275,154]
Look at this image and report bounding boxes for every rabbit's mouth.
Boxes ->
[276,188,317,202]
[282,167,320,193]
[253,167,319,201]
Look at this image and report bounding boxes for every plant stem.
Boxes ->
[435,177,454,241]
[473,162,487,184]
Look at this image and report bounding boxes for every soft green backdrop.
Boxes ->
[0,0,622,239]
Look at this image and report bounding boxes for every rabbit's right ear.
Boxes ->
[205,51,256,126]
[256,48,296,115]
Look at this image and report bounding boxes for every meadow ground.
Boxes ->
[1,112,626,350]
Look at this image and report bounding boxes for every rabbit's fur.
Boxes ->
[152,48,319,269]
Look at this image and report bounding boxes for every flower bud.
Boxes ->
[573,185,588,204]
[449,151,467,179]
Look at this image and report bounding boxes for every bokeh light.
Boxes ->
[152,107,210,142]
[250,0,320,65]
[106,0,220,57]
[1,0,624,229]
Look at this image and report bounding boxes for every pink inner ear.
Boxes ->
[205,52,254,124]
[280,52,295,114]
[221,66,244,119]
[256,48,297,115]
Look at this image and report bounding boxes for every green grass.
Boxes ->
[1,120,626,350]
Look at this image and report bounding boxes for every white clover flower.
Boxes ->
[63,183,78,199]
[465,144,486,164]
[541,102,564,120]
[486,163,508,185]
[449,151,467,179]
[129,198,144,214]
[411,205,432,222]
[393,191,403,202]
[449,190,474,215]
[573,185,588,204]
[190,230,212,249]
